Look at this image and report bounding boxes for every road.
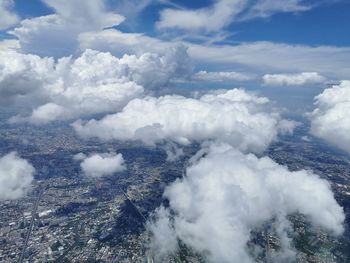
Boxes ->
[18,186,45,263]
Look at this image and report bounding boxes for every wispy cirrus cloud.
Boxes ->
[156,0,312,33]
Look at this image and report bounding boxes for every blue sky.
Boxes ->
[3,0,350,46]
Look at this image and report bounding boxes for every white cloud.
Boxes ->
[0,152,35,200]
[9,0,124,56]
[0,47,190,123]
[148,143,345,262]
[156,0,311,33]
[79,152,126,178]
[2,49,143,123]
[0,0,18,30]
[263,72,326,86]
[193,70,254,82]
[309,80,350,153]
[73,88,296,154]
[73,152,87,161]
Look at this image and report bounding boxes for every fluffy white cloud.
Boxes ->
[73,88,296,153]
[2,49,143,123]
[193,70,254,82]
[0,152,35,200]
[79,152,126,178]
[9,0,124,56]
[0,0,18,30]
[309,80,350,153]
[156,0,310,33]
[263,72,326,86]
[148,143,345,262]
[0,47,190,123]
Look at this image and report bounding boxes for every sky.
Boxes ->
[1,1,350,261]
[1,0,349,114]
[4,0,350,46]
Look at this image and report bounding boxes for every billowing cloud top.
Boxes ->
[0,46,191,124]
[149,144,345,262]
[9,0,124,56]
[309,80,350,153]
[73,88,296,153]
[79,152,126,178]
[0,152,35,200]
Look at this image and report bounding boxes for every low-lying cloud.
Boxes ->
[78,152,126,178]
[148,143,345,262]
[0,152,35,200]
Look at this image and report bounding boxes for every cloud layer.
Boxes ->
[193,70,254,82]
[73,88,295,153]
[309,80,350,153]
[149,143,345,262]
[79,152,126,178]
[0,152,35,200]
[263,72,326,86]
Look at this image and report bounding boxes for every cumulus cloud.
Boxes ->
[263,72,326,86]
[148,143,345,262]
[0,0,19,30]
[0,152,35,200]
[0,46,190,123]
[79,152,126,178]
[73,88,296,154]
[9,0,124,56]
[193,70,254,82]
[309,80,350,153]
[156,0,311,33]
